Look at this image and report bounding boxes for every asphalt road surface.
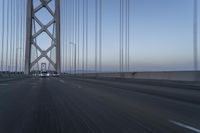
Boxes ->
[0,76,200,133]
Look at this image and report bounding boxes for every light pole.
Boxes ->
[16,47,23,74]
[69,42,77,74]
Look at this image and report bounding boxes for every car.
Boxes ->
[52,72,60,77]
[39,71,50,77]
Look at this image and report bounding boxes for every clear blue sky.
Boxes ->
[77,0,198,72]
[0,0,199,72]
[99,0,198,72]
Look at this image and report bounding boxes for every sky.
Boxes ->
[0,0,199,72]
[100,0,197,72]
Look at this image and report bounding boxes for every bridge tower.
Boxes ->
[25,0,61,74]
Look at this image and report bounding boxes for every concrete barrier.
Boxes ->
[74,71,200,82]
[132,71,200,81]
[0,73,30,83]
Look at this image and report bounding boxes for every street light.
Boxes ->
[16,47,23,75]
[69,42,77,74]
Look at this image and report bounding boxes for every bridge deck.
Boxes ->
[0,77,200,133]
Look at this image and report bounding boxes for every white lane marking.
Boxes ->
[77,85,82,88]
[169,120,200,133]
[59,80,65,83]
[58,79,82,88]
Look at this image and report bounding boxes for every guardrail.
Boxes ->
[62,71,200,82]
[0,72,30,83]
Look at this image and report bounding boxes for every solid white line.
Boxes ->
[169,120,200,133]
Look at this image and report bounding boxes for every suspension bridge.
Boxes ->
[0,0,200,133]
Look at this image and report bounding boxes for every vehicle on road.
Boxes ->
[52,72,60,77]
[39,71,50,77]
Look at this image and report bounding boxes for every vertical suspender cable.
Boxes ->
[69,0,72,73]
[1,0,5,71]
[61,1,63,72]
[63,0,66,72]
[18,0,21,72]
[125,0,129,72]
[126,0,127,72]
[9,0,13,72]
[9,0,12,72]
[14,0,17,73]
[5,0,10,72]
[76,0,78,74]
[82,0,85,74]
[23,0,27,72]
[121,0,124,72]
[86,0,88,73]
[84,0,88,73]
[127,0,130,72]
[10,0,13,72]
[64,0,67,73]
[60,1,64,72]
[77,0,80,73]
[74,0,77,74]
[69,0,71,74]
[20,0,23,72]
[72,0,74,73]
[119,0,121,73]
[119,0,127,74]
[21,0,24,72]
[95,0,102,74]
[126,0,129,72]
[65,1,68,71]
[95,0,98,74]
[12,0,16,72]
[73,0,75,73]
[15,0,19,72]
[99,0,102,72]
[193,0,198,71]
[8,0,12,73]
[70,0,75,72]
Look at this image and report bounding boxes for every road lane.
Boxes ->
[56,77,200,132]
[0,77,199,133]
[60,76,200,105]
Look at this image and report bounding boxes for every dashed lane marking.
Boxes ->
[169,120,200,133]
[59,80,65,83]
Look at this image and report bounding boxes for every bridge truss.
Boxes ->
[25,0,61,74]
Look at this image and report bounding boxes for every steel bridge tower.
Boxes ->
[25,0,61,75]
